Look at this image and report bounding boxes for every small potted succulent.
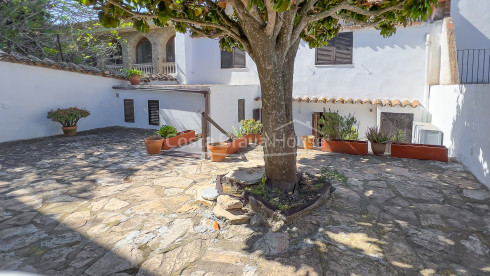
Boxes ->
[126,68,143,85]
[47,107,90,137]
[227,126,248,154]
[241,119,263,144]
[365,126,389,156]
[318,109,367,155]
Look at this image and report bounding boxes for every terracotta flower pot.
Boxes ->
[144,136,163,154]
[227,137,248,155]
[244,134,256,144]
[255,134,264,145]
[208,142,229,162]
[371,142,386,156]
[62,126,77,137]
[391,143,448,162]
[162,130,196,150]
[321,139,368,156]
[129,75,141,85]
[301,135,315,149]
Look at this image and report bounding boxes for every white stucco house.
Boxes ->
[0,0,489,186]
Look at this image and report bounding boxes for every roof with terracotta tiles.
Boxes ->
[0,49,177,82]
[254,96,422,108]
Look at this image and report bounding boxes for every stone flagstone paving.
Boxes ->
[0,127,489,275]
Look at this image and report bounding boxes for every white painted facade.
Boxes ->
[450,0,490,50]
[0,62,124,143]
[429,84,490,187]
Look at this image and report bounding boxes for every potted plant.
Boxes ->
[241,119,263,144]
[318,109,368,155]
[390,128,448,162]
[208,142,229,162]
[227,126,248,154]
[365,126,389,156]
[144,135,164,154]
[47,107,90,137]
[301,135,315,149]
[126,68,143,85]
[158,125,196,150]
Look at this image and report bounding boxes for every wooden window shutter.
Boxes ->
[221,50,233,68]
[148,100,159,126]
[253,108,262,122]
[238,99,245,122]
[334,32,353,64]
[233,48,246,68]
[124,99,134,123]
[315,32,353,65]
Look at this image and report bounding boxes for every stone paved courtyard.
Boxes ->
[0,127,489,276]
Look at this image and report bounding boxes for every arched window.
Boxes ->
[166,36,175,62]
[136,37,152,64]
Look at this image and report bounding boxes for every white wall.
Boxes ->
[291,102,424,142]
[0,62,124,143]
[115,89,205,134]
[175,33,260,85]
[293,22,442,101]
[208,85,260,141]
[429,84,490,187]
[451,0,490,50]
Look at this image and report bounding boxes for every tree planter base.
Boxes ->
[321,139,368,156]
[162,130,196,150]
[62,126,77,137]
[215,173,334,230]
[391,143,448,162]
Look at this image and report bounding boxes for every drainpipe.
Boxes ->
[423,33,432,122]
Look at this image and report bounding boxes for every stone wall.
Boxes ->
[120,27,176,74]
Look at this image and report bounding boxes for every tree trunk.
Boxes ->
[255,41,300,193]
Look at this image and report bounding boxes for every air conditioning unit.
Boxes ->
[413,122,444,145]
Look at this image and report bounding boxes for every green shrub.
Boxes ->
[125,68,143,78]
[158,125,177,138]
[365,126,389,143]
[240,119,263,134]
[318,109,359,140]
[47,107,90,127]
[390,129,405,143]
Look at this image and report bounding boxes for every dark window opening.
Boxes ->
[315,32,353,65]
[238,99,245,122]
[148,100,159,126]
[221,47,246,68]
[166,36,175,62]
[136,37,152,64]
[124,99,135,123]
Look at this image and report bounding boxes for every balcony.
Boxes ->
[105,62,176,76]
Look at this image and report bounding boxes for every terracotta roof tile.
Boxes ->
[254,96,422,108]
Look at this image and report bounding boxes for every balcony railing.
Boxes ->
[105,62,176,77]
[457,49,490,84]
[132,63,154,75]
[162,62,176,76]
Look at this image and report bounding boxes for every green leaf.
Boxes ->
[134,19,150,33]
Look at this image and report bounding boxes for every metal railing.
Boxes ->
[457,49,490,84]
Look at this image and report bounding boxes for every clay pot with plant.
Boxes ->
[227,126,248,154]
[318,109,368,155]
[144,135,164,154]
[241,119,263,144]
[126,68,143,85]
[365,126,389,156]
[208,142,229,162]
[47,107,90,137]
